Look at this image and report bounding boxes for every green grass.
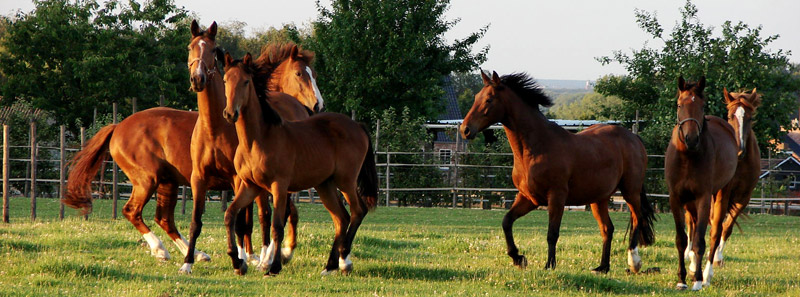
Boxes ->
[1,197,799,296]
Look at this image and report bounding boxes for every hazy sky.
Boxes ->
[3,0,799,80]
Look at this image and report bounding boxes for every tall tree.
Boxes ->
[596,0,800,154]
[311,0,489,120]
[0,0,190,132]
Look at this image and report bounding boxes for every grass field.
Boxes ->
[1,197,799,296]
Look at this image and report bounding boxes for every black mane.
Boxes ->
[224,60,282,125]
[500,73,553,109]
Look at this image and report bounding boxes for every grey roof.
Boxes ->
[435,75,463,143]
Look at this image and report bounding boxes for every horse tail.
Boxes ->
[631,185,657,247]
[63,124,116,214]
[357,124,379,211]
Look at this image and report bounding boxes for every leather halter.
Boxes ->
[677,117,704,146]
[187,45,218,82]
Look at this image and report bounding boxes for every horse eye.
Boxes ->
[244,80,249,86]
[296,71,302,77]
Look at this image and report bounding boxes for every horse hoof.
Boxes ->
[281,247,294,265]
[195,251,211,262]
[691,281,703,291]
[320,269,338,276]
[591,266,609,274]
[249,254,261,266]
[256,260,270,272]
[264,271,279,277]
[513,256,528,269]
[676,283,688,290]
[152,248,171,261]
[234,262,248,276]
[178,263,192,275]
[713,260,724,267]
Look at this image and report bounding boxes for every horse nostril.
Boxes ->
[313,103,320,113]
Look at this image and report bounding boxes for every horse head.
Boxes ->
[676,76,707,150]
[724,87,760,157]
[187,20,221,92]
[222,52,255,123]
[261,43,323,113]
[461,71,507,140]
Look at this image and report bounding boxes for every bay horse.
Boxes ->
[222,53,378,276]
[665,76,738,291]
[180,21,323,274]
[63,20,321,272]
[459,71,656,274]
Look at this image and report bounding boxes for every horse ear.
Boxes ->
[480,71,491,86]
[191,20,201,37]
[214,47,225,64]
[697,76,706,90]
[224,52,234,67]
[289,44,299,60]
[243,52,252,67]
[678,76,686,91]
[750,88,761,107]
[491,71,501,86]
[723,87,734,104]
[207,21,218,40]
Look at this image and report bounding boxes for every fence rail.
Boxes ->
[2,120,800,223]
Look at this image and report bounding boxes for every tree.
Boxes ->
[596,0,800,154]
[311,0,489,121]
[548,92,623,120]
[216,21,311,60]
[0,0,191,133]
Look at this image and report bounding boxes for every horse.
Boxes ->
[63,20,322,272]
[459,71,656,274]
[221,52,378,276]
[179,21,326,274]
[712,88,761,266]
[665,76,738,291]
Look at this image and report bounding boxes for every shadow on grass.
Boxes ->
[39,262,132,279]
[1,240,43,252]
[354,236,421,260]
[519,271,665,294]
[360,264,487,281]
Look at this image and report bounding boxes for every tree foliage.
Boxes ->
[548,92,623,120]
[0,0,191,133]
[311,0,489,120]
[596,0,800,154]
[216,21,310,60]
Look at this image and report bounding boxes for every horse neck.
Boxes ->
[266,63,285,92]
[195,73,227,132]
[501,97,567,157]
[234,89,271,153]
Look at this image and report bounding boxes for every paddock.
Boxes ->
[1,198,799,296]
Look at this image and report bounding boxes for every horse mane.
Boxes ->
[254,42,315,90]
[500,73,553,109]
[224,60,282,125]
[726,90,762,110]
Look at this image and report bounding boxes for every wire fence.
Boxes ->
[3,120,800,223]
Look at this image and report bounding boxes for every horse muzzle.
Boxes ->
[460,124,477,140]
[190,74,207,92]
[223,108,239,123]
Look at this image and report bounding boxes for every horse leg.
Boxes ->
[282,195,299,265]
[689,195,711,291]
[154,182,210,262]
[544,191,566,270]
[503,193,535,269]
[225,184,259,276]
[717,199,745,267]
[589,200,613,274]
[316,181,350,275]
[266,182,289,276]
[670,195,689,290]
[704,189,728,287]
[179,176,207,274]
[122,182,165,260]
[254,190,274,271]
[684,210,694,261]
[234,201,254,263]
[338,183,367,275]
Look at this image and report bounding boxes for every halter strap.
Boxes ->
[188,57,218,80]
[677,117,704,146]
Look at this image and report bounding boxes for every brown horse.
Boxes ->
[665,76,738,291]
[63,20,321,271]
[180,21,324,274]
[460,71,656,274]
[222,53,378,276]
[712,88,761,267]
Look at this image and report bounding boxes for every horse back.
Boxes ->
[110,107,197,186]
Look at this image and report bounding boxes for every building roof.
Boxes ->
[435,75,463,143]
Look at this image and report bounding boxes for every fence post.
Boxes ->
[3,125,8,223]
[30,120,36,221]
[385,152,390,207]
[132,97,137,114]
[112,102,118,219]
[59,125,65,220]
[80,127,88,220]
[221,191,228,212]
[181,185,187,215]
[452,132,460,208]
[159,95,165,107]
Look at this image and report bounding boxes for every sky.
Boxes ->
[2,0,799,81]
